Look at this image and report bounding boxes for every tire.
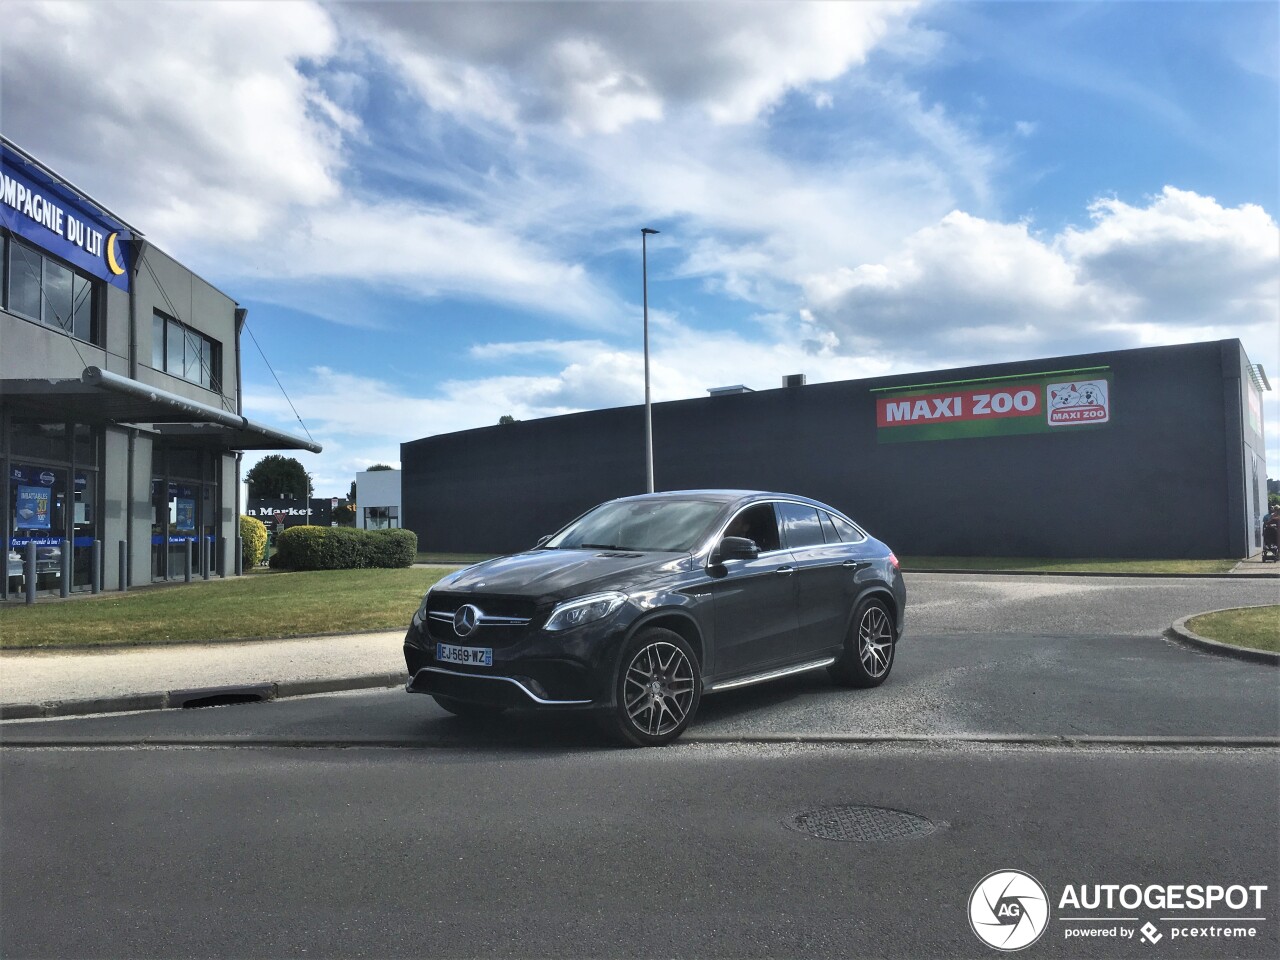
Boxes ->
[432,695,507,720]
[601,627,702,747]
[829,596,896,688]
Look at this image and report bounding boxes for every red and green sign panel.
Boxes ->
[874,367,1112,443]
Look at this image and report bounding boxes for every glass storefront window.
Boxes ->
[8,462,67,594]
[151,447,218,580]
[10,421,67,463]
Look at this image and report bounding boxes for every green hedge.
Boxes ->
[240,515,268,568]
[269,526,417,570]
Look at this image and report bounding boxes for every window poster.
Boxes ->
[175,498,196,532]
[15,485,51,530]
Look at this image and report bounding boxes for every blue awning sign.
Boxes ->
[0,144,131,291]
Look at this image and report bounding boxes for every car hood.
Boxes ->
[438,549,692,602]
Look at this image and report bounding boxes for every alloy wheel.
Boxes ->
[858,605,893,678]
[624,641,696,737]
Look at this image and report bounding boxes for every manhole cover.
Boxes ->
[785,804,936,842]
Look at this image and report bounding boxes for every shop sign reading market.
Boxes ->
[874,367,1113,443]
[0,142,131,291]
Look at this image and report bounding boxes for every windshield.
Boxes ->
[545,499,725,553]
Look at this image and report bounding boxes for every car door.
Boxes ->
[778,502,859,658]
[708,502,802,678]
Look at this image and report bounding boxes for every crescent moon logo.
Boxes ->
[105,232,126,276]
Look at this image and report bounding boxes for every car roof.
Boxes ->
[611,489,834,510]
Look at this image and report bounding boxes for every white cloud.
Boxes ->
[807,188,1279,368]
[344,1,918,132]
[238,199,621,326]
[0,0,347,244]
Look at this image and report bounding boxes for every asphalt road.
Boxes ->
[2,573,1277,959]
[2,743,1276,959]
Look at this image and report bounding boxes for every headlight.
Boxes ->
[414,587,433,622]
[543,592,626,632]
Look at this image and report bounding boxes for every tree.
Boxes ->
[367,463,394,471]
[498,415,518,425]
[246,455,311,500]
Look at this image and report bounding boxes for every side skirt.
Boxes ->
[707,657,836,693]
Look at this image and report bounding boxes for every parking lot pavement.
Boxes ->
[2,572,1274,723]
[905,573,1279,637]
[2,742,1276,959]
[2,625,1276,747]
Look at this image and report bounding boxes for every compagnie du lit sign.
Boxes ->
[0,143,131,292]
[875,368,1112,443]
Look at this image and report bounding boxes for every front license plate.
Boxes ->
[436,642,493,667]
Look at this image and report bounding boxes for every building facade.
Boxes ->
[402,339,1268,560]
[355,468,402,530]
[2,138,318,598]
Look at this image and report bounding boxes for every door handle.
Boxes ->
[842,560,872,570]
[774,566,795,575]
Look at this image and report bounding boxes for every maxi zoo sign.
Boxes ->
[875,368,1112,443]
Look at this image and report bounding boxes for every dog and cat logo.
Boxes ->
[1047,380,1110,426]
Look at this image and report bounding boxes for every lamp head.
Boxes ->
[642,228,660,235]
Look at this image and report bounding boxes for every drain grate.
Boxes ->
[785,804,936,842]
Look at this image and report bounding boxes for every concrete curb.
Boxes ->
[1167,606,1280,665]
[0,671,409,721]
[907,568,1278,579]
[0,628,401,656]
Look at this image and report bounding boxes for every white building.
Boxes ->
[356,468,401,530]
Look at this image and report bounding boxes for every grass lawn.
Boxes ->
[1186,606,1280,654]
[0,567,451,650]
[901,556,1239,575]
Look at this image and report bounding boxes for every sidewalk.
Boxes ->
[1,630,408,720]
[1229,554,1280,576]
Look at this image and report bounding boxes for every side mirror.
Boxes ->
[715,536,759,564]
[534,535,552,548]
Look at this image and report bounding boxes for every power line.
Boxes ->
[243,319,315,443]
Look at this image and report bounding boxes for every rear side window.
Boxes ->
[777,502,825,549]
[829,514,865,543]
[819,512,840,544]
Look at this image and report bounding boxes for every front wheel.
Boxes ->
[829,597,896,688]
[601,628,702,747]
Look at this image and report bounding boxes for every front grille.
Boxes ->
[425,593,544,648]
[427,592,538,620]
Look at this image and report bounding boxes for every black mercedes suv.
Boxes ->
[404,490,906,746]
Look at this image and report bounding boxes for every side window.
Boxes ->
[777,502,825,549]
[830,514,864,543]
[723,503,781,553]
[819,511,840,544]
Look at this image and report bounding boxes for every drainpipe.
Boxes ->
[124,239,148,588]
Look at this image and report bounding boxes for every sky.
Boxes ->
[2,0,1277,496]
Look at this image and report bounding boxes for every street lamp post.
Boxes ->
[642,227,659,493]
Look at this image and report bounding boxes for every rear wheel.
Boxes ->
[602,628,701,747]
[432,695,506,719]
[829,597,896,688]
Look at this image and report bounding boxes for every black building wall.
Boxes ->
[402,340,1253,559]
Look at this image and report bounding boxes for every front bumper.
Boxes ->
[403,610,625,708]
[405,665,593,708]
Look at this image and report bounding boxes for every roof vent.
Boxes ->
[707,385,754,396]
[783,374,807,388]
